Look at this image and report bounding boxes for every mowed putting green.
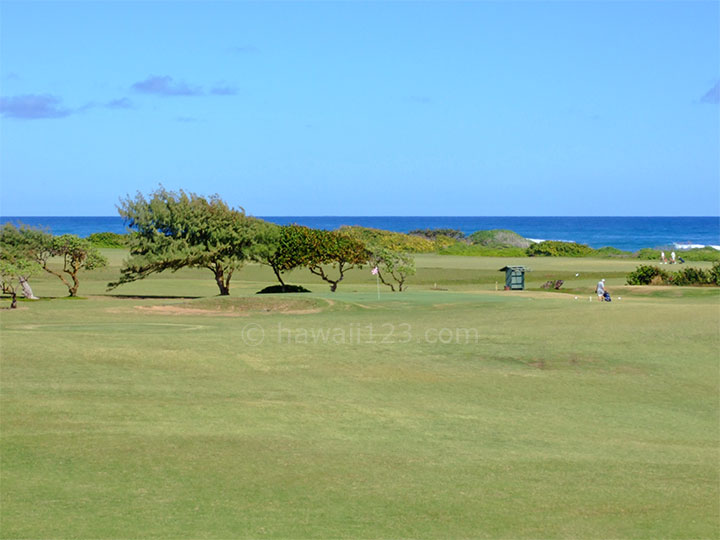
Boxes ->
[1,253,718,538]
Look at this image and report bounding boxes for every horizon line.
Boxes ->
[2,215,719,219]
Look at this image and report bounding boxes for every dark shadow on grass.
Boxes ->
[256,284,311,294]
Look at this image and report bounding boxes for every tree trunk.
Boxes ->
[10,293,17,309]
[18,276,38,299]
[376,269,395,292]
[68,273,80,297]
[272,264,286,292]
[42,265,73,296]
[213,268,230,295]
[309,265,342,292]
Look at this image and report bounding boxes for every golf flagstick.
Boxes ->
[372,266,380,299]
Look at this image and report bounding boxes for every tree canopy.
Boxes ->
[0,223,106,297]
[279,225,368,292]
[109,187,255,295]
[369,247,415,292]
[250,223,305,291]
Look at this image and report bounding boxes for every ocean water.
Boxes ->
[1,216,719,252]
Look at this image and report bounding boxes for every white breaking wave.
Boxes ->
[674,243,720,251]
[527,238,581,245]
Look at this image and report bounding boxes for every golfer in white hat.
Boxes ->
[596,279,607,301]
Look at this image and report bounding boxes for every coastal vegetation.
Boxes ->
[626,262,720,286]
[4,205,719,301]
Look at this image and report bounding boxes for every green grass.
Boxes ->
[1,252,718,538]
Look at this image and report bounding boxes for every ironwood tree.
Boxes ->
[109,187,255,295]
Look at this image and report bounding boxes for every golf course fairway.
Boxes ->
[1,253,718,538]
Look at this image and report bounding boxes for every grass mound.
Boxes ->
[177,295,327,314]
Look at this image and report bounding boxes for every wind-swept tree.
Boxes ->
[0,223,104,297]
[251,223,311,291]
[277,225,368,292]
[0,224,41,298]
[369,247,415,292]
[109,187,254,295]
[0,251,40,300]
[42,234,108,297]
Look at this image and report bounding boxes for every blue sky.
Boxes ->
[1,1,718,216]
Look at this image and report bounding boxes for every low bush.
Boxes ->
[592,246,633,258]
[635,247,720,262]
[468,229,531,248]
[526,241,594,257]
[636,248,661,260]
[626,264,719,286]
[671,267,708,286]
[339,226,438,253]
[438,244,527,257]
[626,265,671,285]
[408,228,465,240]
[676,248,720,262]
[88,232,128,248]
[711,262,720,285]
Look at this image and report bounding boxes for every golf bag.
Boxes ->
[603,291,611,302]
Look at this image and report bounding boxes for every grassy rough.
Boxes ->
[1,253,718,538]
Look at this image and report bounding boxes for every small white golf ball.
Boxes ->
[574,296,578,300]
[575,273,579,277]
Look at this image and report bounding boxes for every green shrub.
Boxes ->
[676,248,720,262]
[408,228,465,240]
[636,248,661,260]
[710,262,720,285]
[635,247,720,262]
[433,235,459,250]
[526,241,594,257]
[438,244,527,257]
[671,267,712,286]
[626,265,671,285]
[468,229,531,248]
[88,232,128,248]
[592,246,633,258]
[339,226,437,253]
